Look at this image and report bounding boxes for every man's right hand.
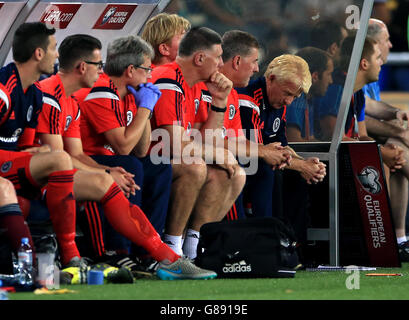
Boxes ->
[108,166,140,198]
[205,71,233,107]
[127,83,162,113]
[299,157,327,184]
[260,142,292,170]
[214,147,239,178]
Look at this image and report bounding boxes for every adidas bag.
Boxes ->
[195,217,299,278]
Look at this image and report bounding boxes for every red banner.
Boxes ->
[40,3,81,29]
[0,3,4,11]
[93,4,137,30]
[348,143,400,267]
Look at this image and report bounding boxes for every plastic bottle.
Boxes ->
[17,237,33,286]
[11,253,19,274]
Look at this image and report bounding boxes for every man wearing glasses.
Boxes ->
[36,34,216,280]
[74,35,174,275]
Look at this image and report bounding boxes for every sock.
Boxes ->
[100,183,179,263]
[0,204,36,265]
[182,229,200,260]
[162,234,183,256]
[83,201,105,257]
[397,236,407,245]
[46,170,79,265]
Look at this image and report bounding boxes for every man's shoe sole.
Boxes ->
[156,268,217,280]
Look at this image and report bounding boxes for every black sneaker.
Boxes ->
[398,241,409,262]
[104,254,154,279]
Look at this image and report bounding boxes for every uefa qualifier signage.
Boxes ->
[93,4,137,30]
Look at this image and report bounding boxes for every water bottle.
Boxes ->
[17,237,33,286]
[11,253,19,274]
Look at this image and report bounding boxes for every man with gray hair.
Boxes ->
[150,27,245,261]
[194,30,292,220]
[77,35,217,279]
[363,18,409,260]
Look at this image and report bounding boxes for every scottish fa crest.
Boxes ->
[357,166,382,194]
[228,105,235,120]
[194,99,199,115]
[127,110,133,126]
[27,105,33,122]
[1,161,12,173]
[65,116,72,131]
[273,118,280,132]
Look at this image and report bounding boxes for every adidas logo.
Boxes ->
[222,260,252,273]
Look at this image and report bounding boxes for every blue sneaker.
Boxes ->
[156,256,217,280]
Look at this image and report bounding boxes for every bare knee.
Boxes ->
[207,164,245,188]
[0,177,18,205]
[231,165,246,195]
[45,151,73,173]
[73,170,114,201]
[92,172,114,194]
[174,158,207,186]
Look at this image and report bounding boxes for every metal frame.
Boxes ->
[0,0,40,67]
[137,0,171,35]
[0,0,169,65]
[299,0,374,265]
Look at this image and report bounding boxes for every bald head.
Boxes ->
[367,18,392,63]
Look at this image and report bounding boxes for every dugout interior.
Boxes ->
[0,0,399,267]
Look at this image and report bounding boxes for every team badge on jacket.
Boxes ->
[228,105,235,120]
[273,118,280,132]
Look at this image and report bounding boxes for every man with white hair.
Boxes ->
[237,54,327,187]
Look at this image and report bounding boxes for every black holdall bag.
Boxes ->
[195,217,300,278]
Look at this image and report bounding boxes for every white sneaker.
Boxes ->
[156,256,217,280]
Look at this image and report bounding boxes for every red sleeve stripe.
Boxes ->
[5,73,17,93]
[55,84,63,100]
[50,102,60,134]
[42,94,61,134]
[282,105,287,120]
[111,97,125,127]
[254,88,263,104]
[175,71,184,125]
[108,81,125,127]
[251,109,263,144]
